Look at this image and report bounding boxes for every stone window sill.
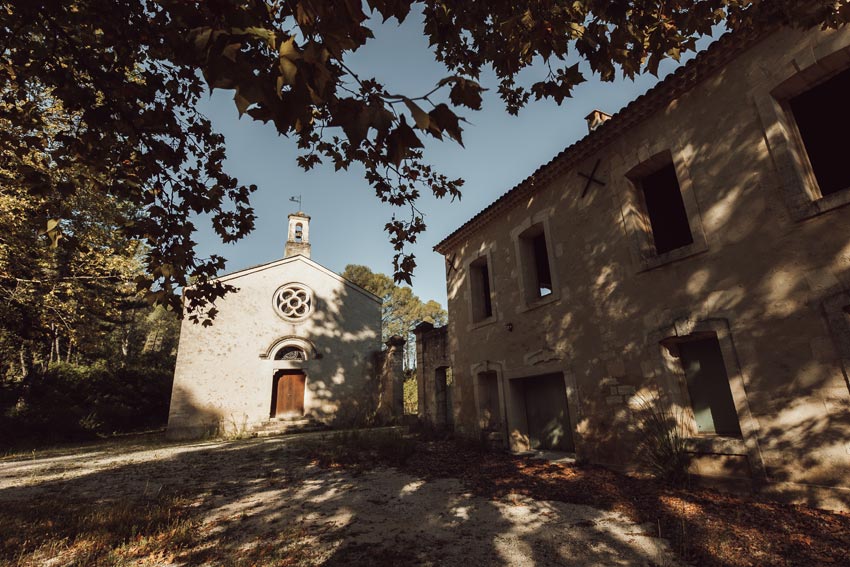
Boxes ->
[518,292,560,314]
[637,239,709,272]
[789,186,850,221]
[468,315,499,332]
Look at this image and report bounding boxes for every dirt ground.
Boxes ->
[0,431,681,566]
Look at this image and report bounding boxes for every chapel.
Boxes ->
[166,212,385,439]
[420,23,850,510]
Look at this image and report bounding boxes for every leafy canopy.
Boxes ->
[2,1,847,318]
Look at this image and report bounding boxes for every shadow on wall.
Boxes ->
[447,57,850,505]
[298,279,387,428]
[184,275,392,437]
[166,385,225,440]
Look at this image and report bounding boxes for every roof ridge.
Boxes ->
[209,255,382,303]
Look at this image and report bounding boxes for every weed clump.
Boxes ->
[634,394,691,486]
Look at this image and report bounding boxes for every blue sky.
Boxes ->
[195,13,715,308]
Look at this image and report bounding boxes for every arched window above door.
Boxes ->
[259,336,318,360]
[274,345,307,361]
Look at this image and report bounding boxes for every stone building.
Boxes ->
[429,24,850,509]
[167,212,399,439]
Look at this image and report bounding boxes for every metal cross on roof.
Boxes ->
[579,159,606,198]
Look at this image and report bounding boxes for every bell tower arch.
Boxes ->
[285,211,311,258]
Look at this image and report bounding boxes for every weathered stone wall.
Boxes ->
[413,322,453,428]
[439,25,850,509]
[167,256,381,439]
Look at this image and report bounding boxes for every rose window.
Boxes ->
[273,284,313,320]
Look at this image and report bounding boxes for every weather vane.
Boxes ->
[289,194,302,211]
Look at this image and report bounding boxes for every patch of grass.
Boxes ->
[181,525,326,567]
[407,419,454,442]
[296,428,417,468]
[220,414,256,441]
[0,493,200,566]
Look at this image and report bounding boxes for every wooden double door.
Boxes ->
[271,370,306,418]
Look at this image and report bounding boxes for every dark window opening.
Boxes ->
[677,336,742,438]
[519,224,553,300]
[788,67,850,197]
[532,232,553,297]
[639,162,693,255]
[294,223,304,243]
[470,256,492,322]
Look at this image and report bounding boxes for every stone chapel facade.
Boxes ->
[167,212,386,439]
[426,24,850,509]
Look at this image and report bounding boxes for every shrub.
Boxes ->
[0,362,173,448]
[634,394,692,486]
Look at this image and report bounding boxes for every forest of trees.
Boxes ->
[342,264,446,366]
[0,114,180,446]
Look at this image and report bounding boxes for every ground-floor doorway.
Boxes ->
[271,369,306,418]
[435,366,454,427]
[512,372,574,451]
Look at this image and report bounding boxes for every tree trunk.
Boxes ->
[19,345,27,380]
[16,343,35,407]
[48,325,55,365]
[120,330,129,367]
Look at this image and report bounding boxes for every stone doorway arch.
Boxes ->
[261,337,317,420]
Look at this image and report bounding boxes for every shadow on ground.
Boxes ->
[0,432,679,567]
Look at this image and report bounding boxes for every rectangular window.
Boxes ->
[469,256,492,322]
[639,162,694,255]
[788,67,850,197]
[678,336,742,437]
[519,224,553,300]
[532,232,553,297]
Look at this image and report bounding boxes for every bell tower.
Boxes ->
[284,212,311,259]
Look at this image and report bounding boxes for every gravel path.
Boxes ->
[0,433,682,566]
